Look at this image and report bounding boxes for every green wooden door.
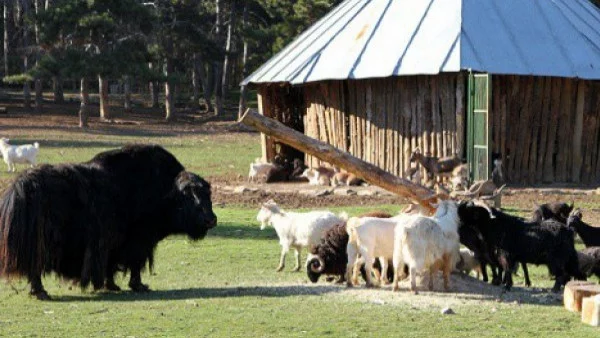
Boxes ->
[467,72,491,182]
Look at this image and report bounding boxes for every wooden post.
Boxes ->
[257,87,275,162]
[573,80,585,182]
[239,109,437,211]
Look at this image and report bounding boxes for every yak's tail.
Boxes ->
[0,176,45,279]
[33,142,39,149]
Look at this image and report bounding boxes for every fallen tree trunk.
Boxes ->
[239,109,437,211]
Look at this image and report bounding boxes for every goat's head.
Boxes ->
[256,199,280,230]
[0,137,9,146]
[457,201,494,229]
[409,148,422,162]
[567,208,583,230]
[306,255,326,283]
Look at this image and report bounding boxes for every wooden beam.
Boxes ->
[239,109,437,211]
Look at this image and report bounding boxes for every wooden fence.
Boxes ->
[258,74,600,184]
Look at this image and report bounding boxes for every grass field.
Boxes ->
[0,109,599,337]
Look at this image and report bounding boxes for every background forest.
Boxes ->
[0,0,343,125]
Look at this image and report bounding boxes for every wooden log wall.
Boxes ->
[257,84,305,162]
[491,76,600,184]
[302,74,463,178]
[261,74,600,185]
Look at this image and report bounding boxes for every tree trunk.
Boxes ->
[20,0,31,109]
[213,0,224,115]
[3,1,9,77]
[79,77,89,128]
[238,3,249,119]
[98,75,111,120]
[239,109,437,211]
[192,53,200,108]
[148,62,159,108]
[221,2,237,97]
[52,76,64,103]
[164,57,174,121]
[33,0,42,114]
[198,56,213,112]
[124,75,132,113]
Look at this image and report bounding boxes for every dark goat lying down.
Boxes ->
[458,202,584,292]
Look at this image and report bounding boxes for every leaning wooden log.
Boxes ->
[239,109,437,211]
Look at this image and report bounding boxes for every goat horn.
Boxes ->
[310,257,325,273]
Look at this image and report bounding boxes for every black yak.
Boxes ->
[0,145,217,300]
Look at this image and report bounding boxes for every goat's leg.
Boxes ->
[428,266,436,291]
[480,262,488,282]
[521,262,531,287]
[501,261,515,291]
[276,245,289,272]
[362,254,376,288]
[379,258,390,285]
[392,255,405,292]
[410,266,419,295]
[292,247,301,272]
[346,245,358,287]
[442,254,452,291]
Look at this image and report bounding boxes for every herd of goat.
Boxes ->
[248,148,505,199]
[257,199,600,294]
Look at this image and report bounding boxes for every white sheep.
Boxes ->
[248,159,275,182]
[455,248,482,278]
[345,212,421,288]
[256,200,345,272]
[392,200,460,293]
[0,138,40,172]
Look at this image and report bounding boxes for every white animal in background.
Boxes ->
[301,167,332,186]
[248,158,275,182]
[455,248,482,279]
[0,138,40,172]
[256,200,346,272]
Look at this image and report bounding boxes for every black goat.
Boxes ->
[458,202,584,292]
[567,209,600,247]
[531,202,574,224]
[577,247,600,280]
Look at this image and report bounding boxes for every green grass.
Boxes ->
[0,118,599,337]
[0,130,261,184]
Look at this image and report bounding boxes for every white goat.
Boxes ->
[392,200,460,293]
[300,168,331,186]
[248,159,275,182]
[256,200,345,272]
[455,248,482,279]
[0,138,39,172]
[345,212,421,288]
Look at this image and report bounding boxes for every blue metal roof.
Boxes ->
[242,0,600,85]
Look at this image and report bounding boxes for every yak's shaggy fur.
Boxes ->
[458,203,583,292]
[0,145,217,300]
